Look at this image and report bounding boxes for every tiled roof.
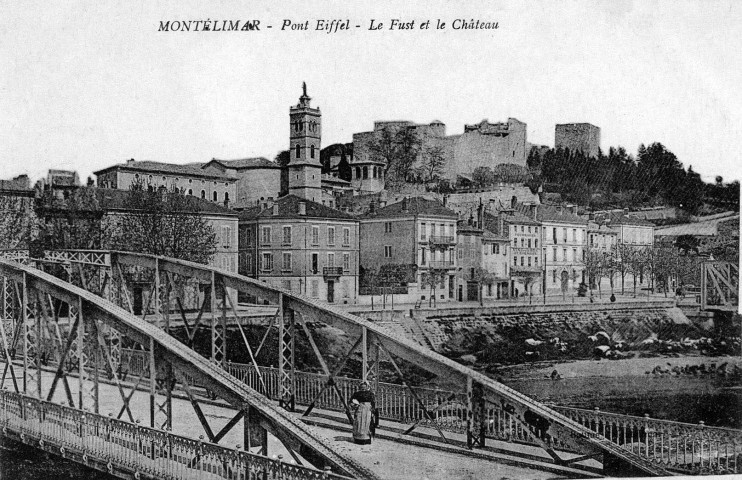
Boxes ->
[206,157,279,170]
[499,210,540,226]
[609,215,655,227]
[94,161,236,180]
[588,222,618,233]
[530,204,587,225]
[239,195,355,221]
[362,197,457,219]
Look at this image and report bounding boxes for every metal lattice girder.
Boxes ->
[278,293,295,411]
[0,257,375,479]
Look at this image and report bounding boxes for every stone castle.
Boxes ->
[555,123,600,158]
[350,118,528,193]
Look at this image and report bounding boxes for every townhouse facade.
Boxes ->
[536,204,589,295]
[501,207,543,297]
[359,197,458,303]
[238,195,359,304]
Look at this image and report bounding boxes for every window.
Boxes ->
[295,144,301,159]
[311,145,315,159]
[535,227,539,233]
[552,247,557,261]
[520,238,525,248]
[534,239,538,248]
[282,252,292,271]
[563,248,567,261]
[245,254,253,273]
[327,227,335,245]
[213,191,218,202]
[520,256,524,266]
[311,226,319,245]
[535,256,539,266]
[224,192,229,203]
[311,253,319,273]
[188,189,192,195]
[572,248,577,262]
[493,244,499,254]
[327,253,335,267]
[563,228,567,242]
[221,226,232,248]
[421,247,427,265]
[362,166,368,179]
[528,226,531,233]
[343,253,350,272]
[420,223,427,240]
[572,228,577,242]
[282,226,292,245]
[384,245,392,258]
[513,256,517,266]
[343,227,350,246]
[552,227,557,244]
[355,167,361,179]
[553,270,557,283]
[520,226,524,233]
[261,253,273,272]
[261,226,271,245]
[384,222,392,233]
[528,256,532,267]
[527,238,532,248]
[310,280,319,298]
[201,190,206,199]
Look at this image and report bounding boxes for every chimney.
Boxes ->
[298,201,306,215]
[369,200,376,214]
[402,196,409,213]
[532,205,538,221]
[477,200,484,229]
[499,215,504,235]
[443,195,448,207]
[569,205,577,215]
[127,158,135,165]
[272,203,279,216]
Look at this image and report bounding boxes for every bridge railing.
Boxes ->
[554,405,742,475]
[0,388,350,480]
[113,350,742,475]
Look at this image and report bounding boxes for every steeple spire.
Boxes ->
[302,81,307,97]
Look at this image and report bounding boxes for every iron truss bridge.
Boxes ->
[0,249,739,478]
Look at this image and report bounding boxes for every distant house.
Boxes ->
[359,196,458,302]
[238,195,359,304]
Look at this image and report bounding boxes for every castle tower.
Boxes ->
[288,82,322,201]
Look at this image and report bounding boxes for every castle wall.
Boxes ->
[555,123,601,158]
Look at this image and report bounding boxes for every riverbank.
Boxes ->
[494,354,742,429]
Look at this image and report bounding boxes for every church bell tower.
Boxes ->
[288,82,322,201]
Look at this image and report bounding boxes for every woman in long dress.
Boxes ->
[350,381,376,444]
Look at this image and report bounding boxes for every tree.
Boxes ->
[368,126,422,183]
[471,267,496,306]
[615,244,639,295]
[420,145,446,183]
[110,179,217,264]
[0,194,35,250]
[34,187,108,252]
[472,166,495,187]
[675,234,700,256]
[584,248,608,297]
[275,150,290,197]
[421,268,447,307]
[628,247,651,296]
[513,270,539,304]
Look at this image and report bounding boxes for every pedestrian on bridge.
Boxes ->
[350,381,377,445]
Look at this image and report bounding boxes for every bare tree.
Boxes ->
[615,243,639,295]
[110,179,217,264]
[368,127,421,183]
[421,145,446,183]
[421,268,447,307]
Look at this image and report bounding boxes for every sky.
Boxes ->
[2,0,741,185]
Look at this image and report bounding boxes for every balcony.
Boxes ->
[427,260,455,270]
[429,235,456,246]
[323,267,343,278]
[511,266,542,274]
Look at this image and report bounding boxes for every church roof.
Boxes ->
[206,157,279,170]
[95,160,236,180]
[239,195,355,221]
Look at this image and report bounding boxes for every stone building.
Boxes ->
[287,82,323,203]
[555,123,601,158]
[359,197,458,303]
[201,157,281,208]
[238,195,359,304]
[351,117,528,192]
[455,221,484,302]
[500,207,543,298]
[94,160,237,205]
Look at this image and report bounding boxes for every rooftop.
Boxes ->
[239,194,355,221]
[362,196,457,219]
[94,160,237,180]
[205,157,279,170]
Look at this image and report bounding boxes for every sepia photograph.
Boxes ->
[0,1,740,479]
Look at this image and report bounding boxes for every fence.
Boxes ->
[0,388,350,480]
